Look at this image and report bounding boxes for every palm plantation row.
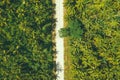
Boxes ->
[0,0,55,79]
[60,0,120,79]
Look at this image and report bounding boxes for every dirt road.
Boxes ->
[55,0,64,80]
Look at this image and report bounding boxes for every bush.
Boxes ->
[59,19,83,38]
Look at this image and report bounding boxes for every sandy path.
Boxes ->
[55,0,64,80]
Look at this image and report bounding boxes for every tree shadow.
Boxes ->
[55,62,63,79]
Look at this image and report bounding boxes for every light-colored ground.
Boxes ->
[63,0,73,79]
[55,0,64,80]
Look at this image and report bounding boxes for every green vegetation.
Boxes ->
[59,19,83,38]
[0,0,55,80]
[61,0,120,80]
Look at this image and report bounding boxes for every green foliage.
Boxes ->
[64,0,120,79]
[59,27,70,37]
[59,19,83,38]
[0,0,55,80]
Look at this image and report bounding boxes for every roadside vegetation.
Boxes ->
[0,0,55,80]
[60,0,120,79]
